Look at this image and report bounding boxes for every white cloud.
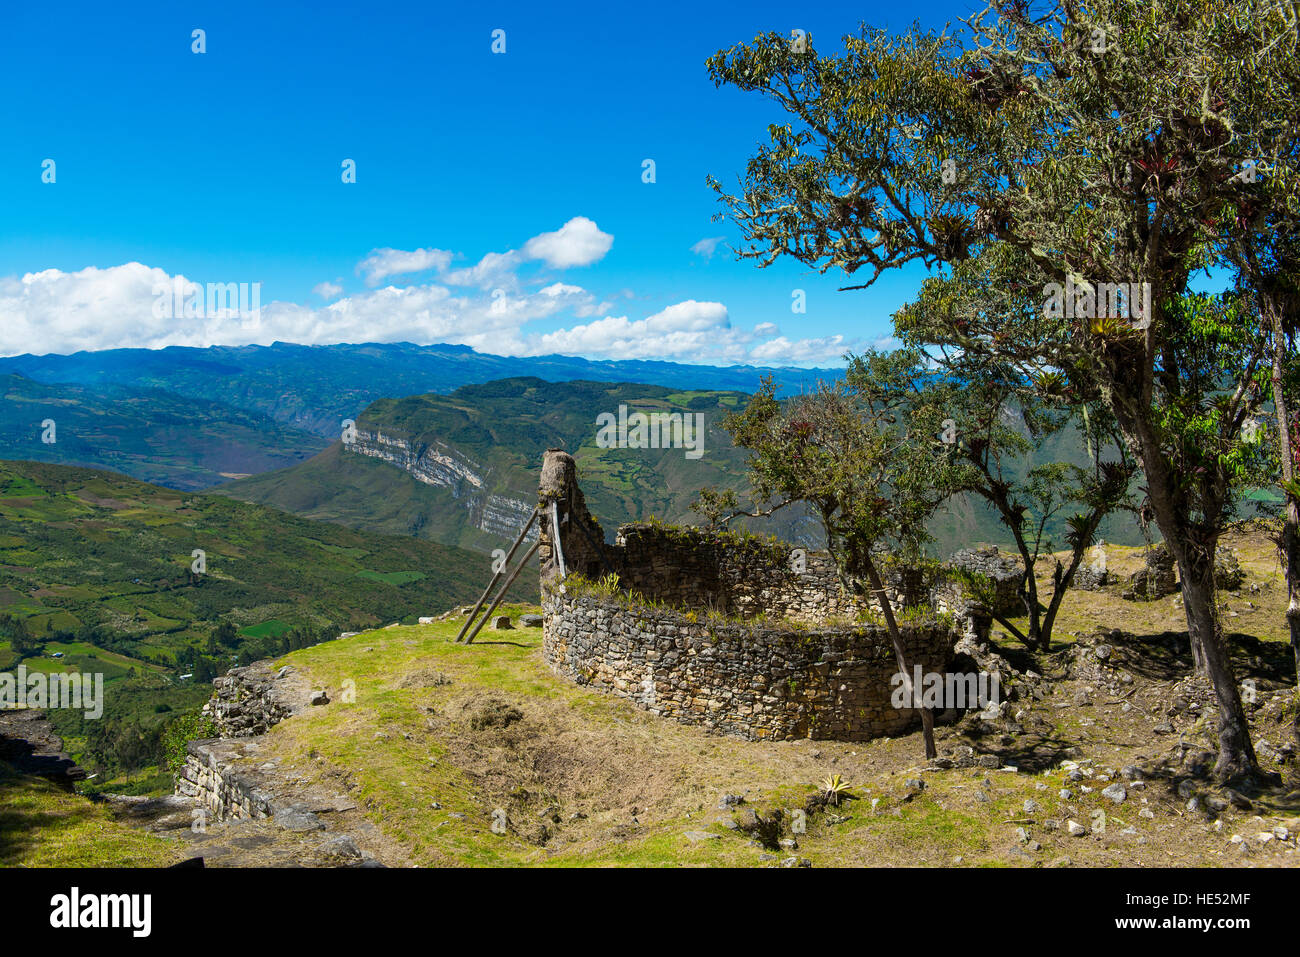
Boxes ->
[690,236,726,259]
[356,247,453,286]
[521,216,613,268]
[0,261,851,368]
[748,335,851,364]
[313,280,343,300]
[442,250,523,290]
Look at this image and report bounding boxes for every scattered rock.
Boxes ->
[1102,783,1127,804]
[683,830,720,842]
[1067,820,1087,836]
[734,807,785,849]
[309,690,330,706]
[274,805,324,832]
[315,835,362,862]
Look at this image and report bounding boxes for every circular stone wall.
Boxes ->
[542,592,954,741]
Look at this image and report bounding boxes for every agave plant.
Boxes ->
[821,773,855,806]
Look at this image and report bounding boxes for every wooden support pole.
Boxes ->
[464,538,542,645]
[549,499,567,580]
[454,508,537,643]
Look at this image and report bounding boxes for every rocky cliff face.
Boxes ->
[346,428,534,538]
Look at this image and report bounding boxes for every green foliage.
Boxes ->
[161,710,219,773]
[0,613,38,659]
[721,349,969,594]
[689,486,739,529]
[0,460,528,690]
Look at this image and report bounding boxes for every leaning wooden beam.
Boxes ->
[464,538,542,645]
[549,500,567,579]
[454,508,537,643]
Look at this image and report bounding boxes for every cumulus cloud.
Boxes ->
[521,300,856,366]
[313,279,344,300]
[0,256,853,368]
[521,216,613,268]
[690,236,726,259]
[357,247,453,286]
[442,250,523,291]
[748,335,852,364]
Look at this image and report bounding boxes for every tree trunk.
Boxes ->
[1267,306,1300,732]
[1015,540,1044,650]
[1282,514,1300,746]
[864,554,937,759]
[1115,376,1260,782]
[1167,531,1262,782]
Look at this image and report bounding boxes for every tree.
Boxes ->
[706,1,1291,782]
[212,620,238,648]
[2,614,38,659]
[722,349,971,758]
[922,366,1135,650]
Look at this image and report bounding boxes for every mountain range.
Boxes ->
[0,341,841,438]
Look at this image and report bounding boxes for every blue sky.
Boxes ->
[0,0,1013,364]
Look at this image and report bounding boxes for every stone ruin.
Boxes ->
[1121,543,1244,601]
[534,449,1025,742]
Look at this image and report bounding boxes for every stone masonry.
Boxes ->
[543,591,952,741]
[535,449,997,741]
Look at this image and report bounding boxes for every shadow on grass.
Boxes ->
[0,761,102,866]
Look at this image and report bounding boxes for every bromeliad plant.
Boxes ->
[821,773,856,806]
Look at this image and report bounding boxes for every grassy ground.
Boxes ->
[0,761,186,867]
[6,526,1296,868]
[217,524,1299,867]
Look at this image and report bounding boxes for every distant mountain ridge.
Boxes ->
[218,377,825,553]
[0,341,843,438]
[0,373,328,490]
[220,375,1150,558]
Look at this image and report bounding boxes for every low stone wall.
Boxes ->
[542,592,953,741]
[613,523,866,624]
[202,661,309,737]
[175,738,275,822]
